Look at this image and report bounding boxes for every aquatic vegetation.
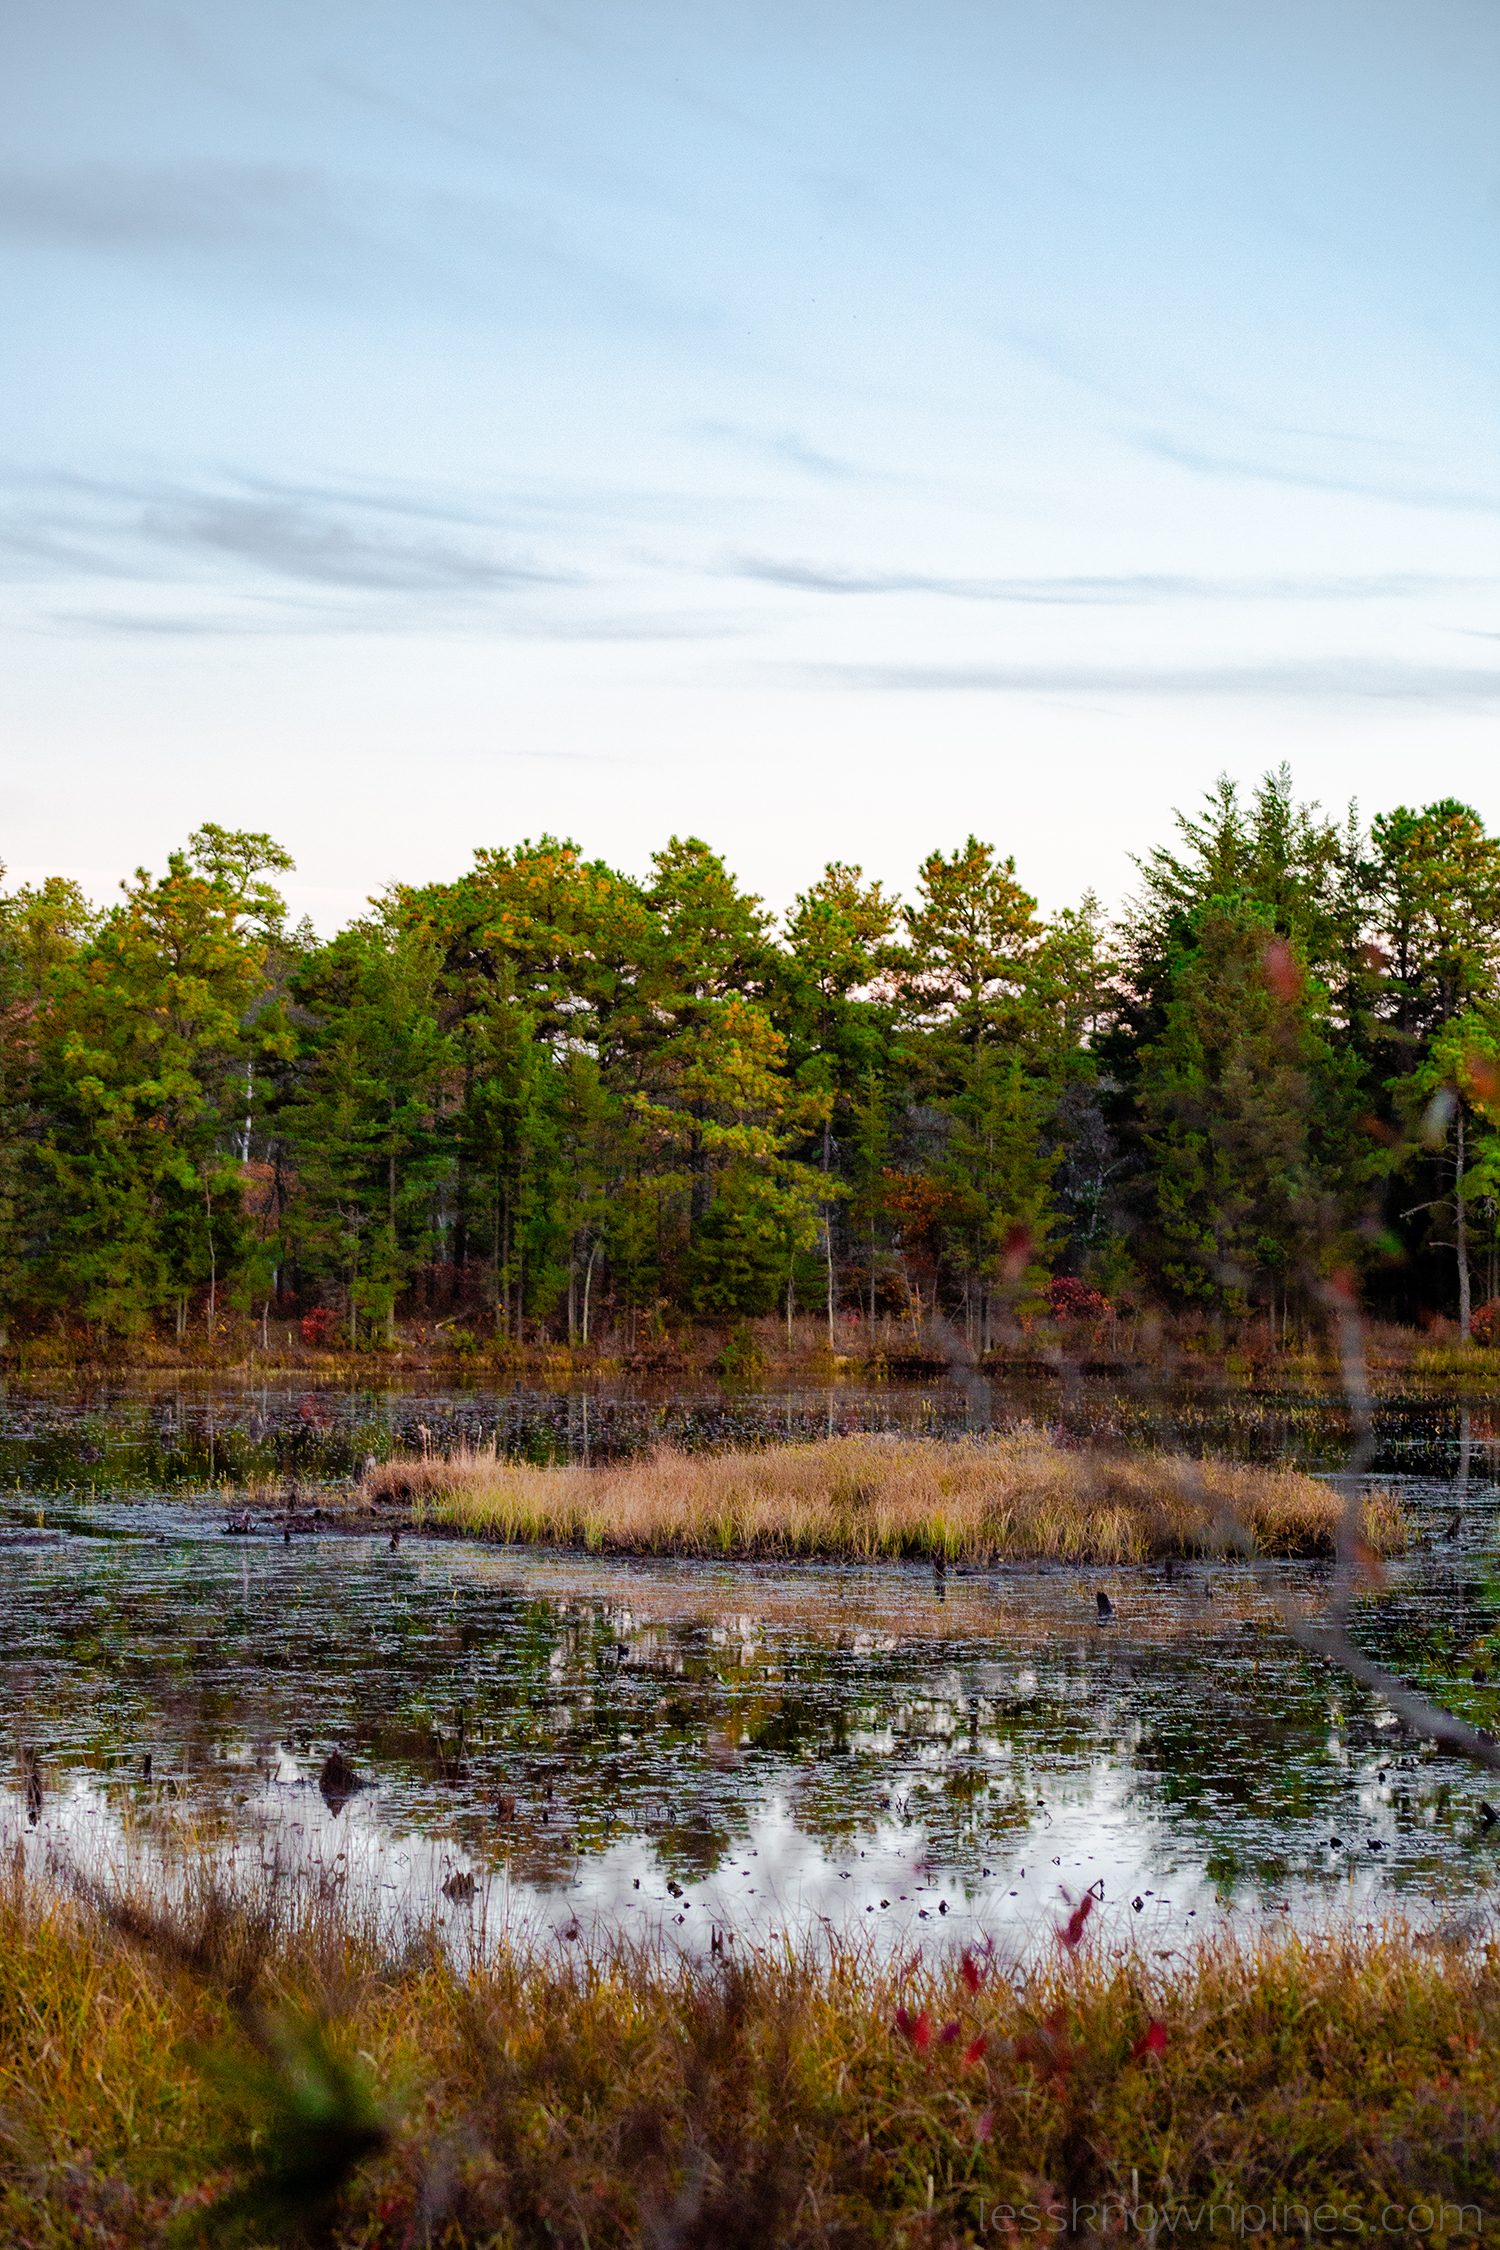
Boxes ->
[3,1860,1499,2246]
[370,1430,1408,1562]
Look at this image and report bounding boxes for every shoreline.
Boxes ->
[5,1331,1499,1398]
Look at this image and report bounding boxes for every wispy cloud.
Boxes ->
[40,597,745,643]
[694,423,870,481]
[148,492,549,593]
[0,159,705,333]
[0,469,561,599]
[796,659,1500,702]
[0,162,347,253]
[1135,430,1500,519]
[0,466,779,646]
[727,554,1479,603]
[44,610,267,638]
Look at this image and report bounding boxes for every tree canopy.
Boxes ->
[5,770,1499,1348]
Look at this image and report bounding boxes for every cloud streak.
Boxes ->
[147,493,549,593]
[0,158,706,335]
[695,424,872,482]
[0,470,561,597]
[727,554,1481,603]
[0,162,351,253]
[796,658,1500,702]
[1135,431,1500,519]
[2,467,768,645]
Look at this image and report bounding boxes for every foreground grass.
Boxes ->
[2,1868,1498,2247]
[368,1432,1405,1564]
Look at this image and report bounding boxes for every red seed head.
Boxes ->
[961,1950,983,1993]
[939,2019,962,2044]
[963,2032,988,2067]
[1130,2019,1169,2062]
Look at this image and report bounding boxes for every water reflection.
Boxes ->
[4,1436,1499,1954]
[7,1368,1500,1492]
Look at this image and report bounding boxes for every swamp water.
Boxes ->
[2,1375,1499,1961]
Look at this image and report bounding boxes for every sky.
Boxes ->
[3,0,1497,931]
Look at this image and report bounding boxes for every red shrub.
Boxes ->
[1046,1277,1113,1322]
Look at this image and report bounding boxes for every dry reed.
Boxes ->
[368,1431,1404,1563]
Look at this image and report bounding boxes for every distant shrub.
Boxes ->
[299,1305,342,1348]
[1471,1300,1500,1347]
[1046,1277,1113,1321]
[713,1322,766,1381]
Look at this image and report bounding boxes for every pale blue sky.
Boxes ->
[3,0,1497,926]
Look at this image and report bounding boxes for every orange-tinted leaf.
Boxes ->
[1464,1050,1500,1111]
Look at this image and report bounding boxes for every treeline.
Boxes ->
[3,766,1499,1353]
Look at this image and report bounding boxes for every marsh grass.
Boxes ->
[368,1431,1405,1564]
[2,1855,1498,2247]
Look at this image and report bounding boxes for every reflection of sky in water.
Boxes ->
[5,1426,1500,1955]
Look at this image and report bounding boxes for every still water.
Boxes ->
[3,1374,1498,1958]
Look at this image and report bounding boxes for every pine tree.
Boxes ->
[31,829,293,1335]
[1137,899,1360,1314]
[279,916,448,1345]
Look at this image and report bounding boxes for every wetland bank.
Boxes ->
[4,1365,1500,2243]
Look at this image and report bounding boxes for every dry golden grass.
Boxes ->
[3,1859,1497,2248]
[368,1431,1404,1563]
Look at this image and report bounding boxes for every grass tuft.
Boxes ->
[368,1432,1405,1563]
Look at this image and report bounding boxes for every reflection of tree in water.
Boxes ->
[657,1805,733,1882]
[11,1478,1500,1912]
[6,1378,1488,1506]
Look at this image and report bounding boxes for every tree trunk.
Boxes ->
[454,1056,474,1275]
[1457,1106,1471,1341]
[824,1212,835,1350]
[387,1151,398,1346]
[582,1240,599,1345]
